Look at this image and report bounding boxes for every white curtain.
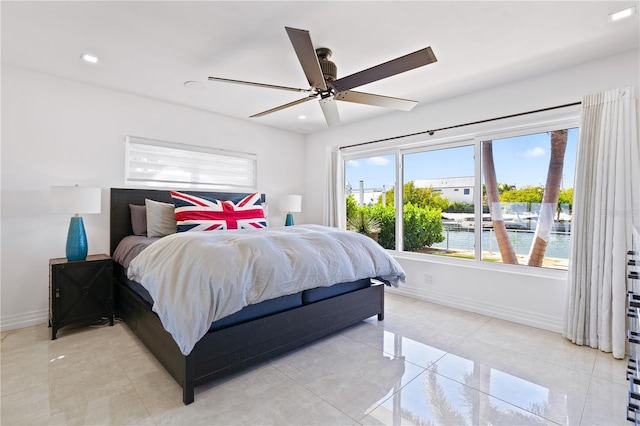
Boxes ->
[323,146,344,228]
[564,87,640,359]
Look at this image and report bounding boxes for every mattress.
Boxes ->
[114,243,371,333]
[118,270,304,332]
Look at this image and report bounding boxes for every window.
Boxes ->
[125,136,257,191]
[341,122,578,271]
[403,145,475,257]
[480,128,577,269]
[345,154,396,250]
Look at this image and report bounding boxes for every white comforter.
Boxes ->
[127,224,405,355]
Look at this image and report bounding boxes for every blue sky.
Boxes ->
[345,128,578,191]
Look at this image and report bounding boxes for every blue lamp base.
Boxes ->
[66,216,88,261]
[284,213,294,226]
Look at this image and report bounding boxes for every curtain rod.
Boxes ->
[339,101,582,150]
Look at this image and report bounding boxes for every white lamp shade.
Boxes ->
[279,194,302,213]
[51,186,101,214]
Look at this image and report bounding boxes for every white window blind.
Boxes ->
[125,136,257,191]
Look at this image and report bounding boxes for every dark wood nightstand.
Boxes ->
[49,254,114,340]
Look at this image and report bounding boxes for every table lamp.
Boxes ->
[51,186,101,261]
[279,195,302,226]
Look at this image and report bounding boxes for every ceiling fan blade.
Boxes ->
[208,76,310,93]
[285,27,328,91]
[335,90,418,111]
[250,95,316,118]
[330,47,437,92]
[319,98,340,127]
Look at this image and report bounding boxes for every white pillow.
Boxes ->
[145,198,176,237]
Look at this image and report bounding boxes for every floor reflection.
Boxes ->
[1,297,622,425]
[369,330,563,425]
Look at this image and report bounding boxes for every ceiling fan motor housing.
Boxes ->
[316,47,337,81]
[320,60,337,81]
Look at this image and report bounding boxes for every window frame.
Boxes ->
[473,119,579,266]
[340,115,579,276]
[342,147,402,249]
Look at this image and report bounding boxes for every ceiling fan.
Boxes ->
[208,27,437,127]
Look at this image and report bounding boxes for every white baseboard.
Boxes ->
[1,288,564,335]
[386,286,564,334]
[0,309,49,332]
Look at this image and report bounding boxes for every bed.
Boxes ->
[110,188,405,404]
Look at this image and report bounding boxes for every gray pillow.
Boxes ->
[145,198,176,237]
[129,204,147,236]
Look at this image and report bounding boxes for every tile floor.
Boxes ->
[0,293,631,425]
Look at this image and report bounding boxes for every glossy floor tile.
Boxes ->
[0,293,629,425]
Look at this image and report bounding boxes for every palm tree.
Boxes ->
[424,367,467,425]
[482,141,519,264]
[422,365,549,425]
[498,182,516,194]
[528,130,568,266]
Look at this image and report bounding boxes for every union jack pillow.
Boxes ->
[171,191,267,232]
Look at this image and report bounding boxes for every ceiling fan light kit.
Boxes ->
[208,26,437,127]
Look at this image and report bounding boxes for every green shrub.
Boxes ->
[355,203,444,251]
[346,194,358,221]
[443,201,475,214]
[403,203,445,251]
[369,204,396,249]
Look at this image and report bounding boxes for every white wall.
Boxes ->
[3,48,638,334]
[0,65,306,331]
[305,48,640,333]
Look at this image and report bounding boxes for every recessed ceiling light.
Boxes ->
[298,115,307,120]
[80,53,98,64]
[610,5,636,22]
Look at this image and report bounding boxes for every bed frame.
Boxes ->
[110,188,385,404]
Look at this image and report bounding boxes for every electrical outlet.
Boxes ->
[424,274,434,285]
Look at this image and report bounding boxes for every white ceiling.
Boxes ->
[2,1,638,134]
